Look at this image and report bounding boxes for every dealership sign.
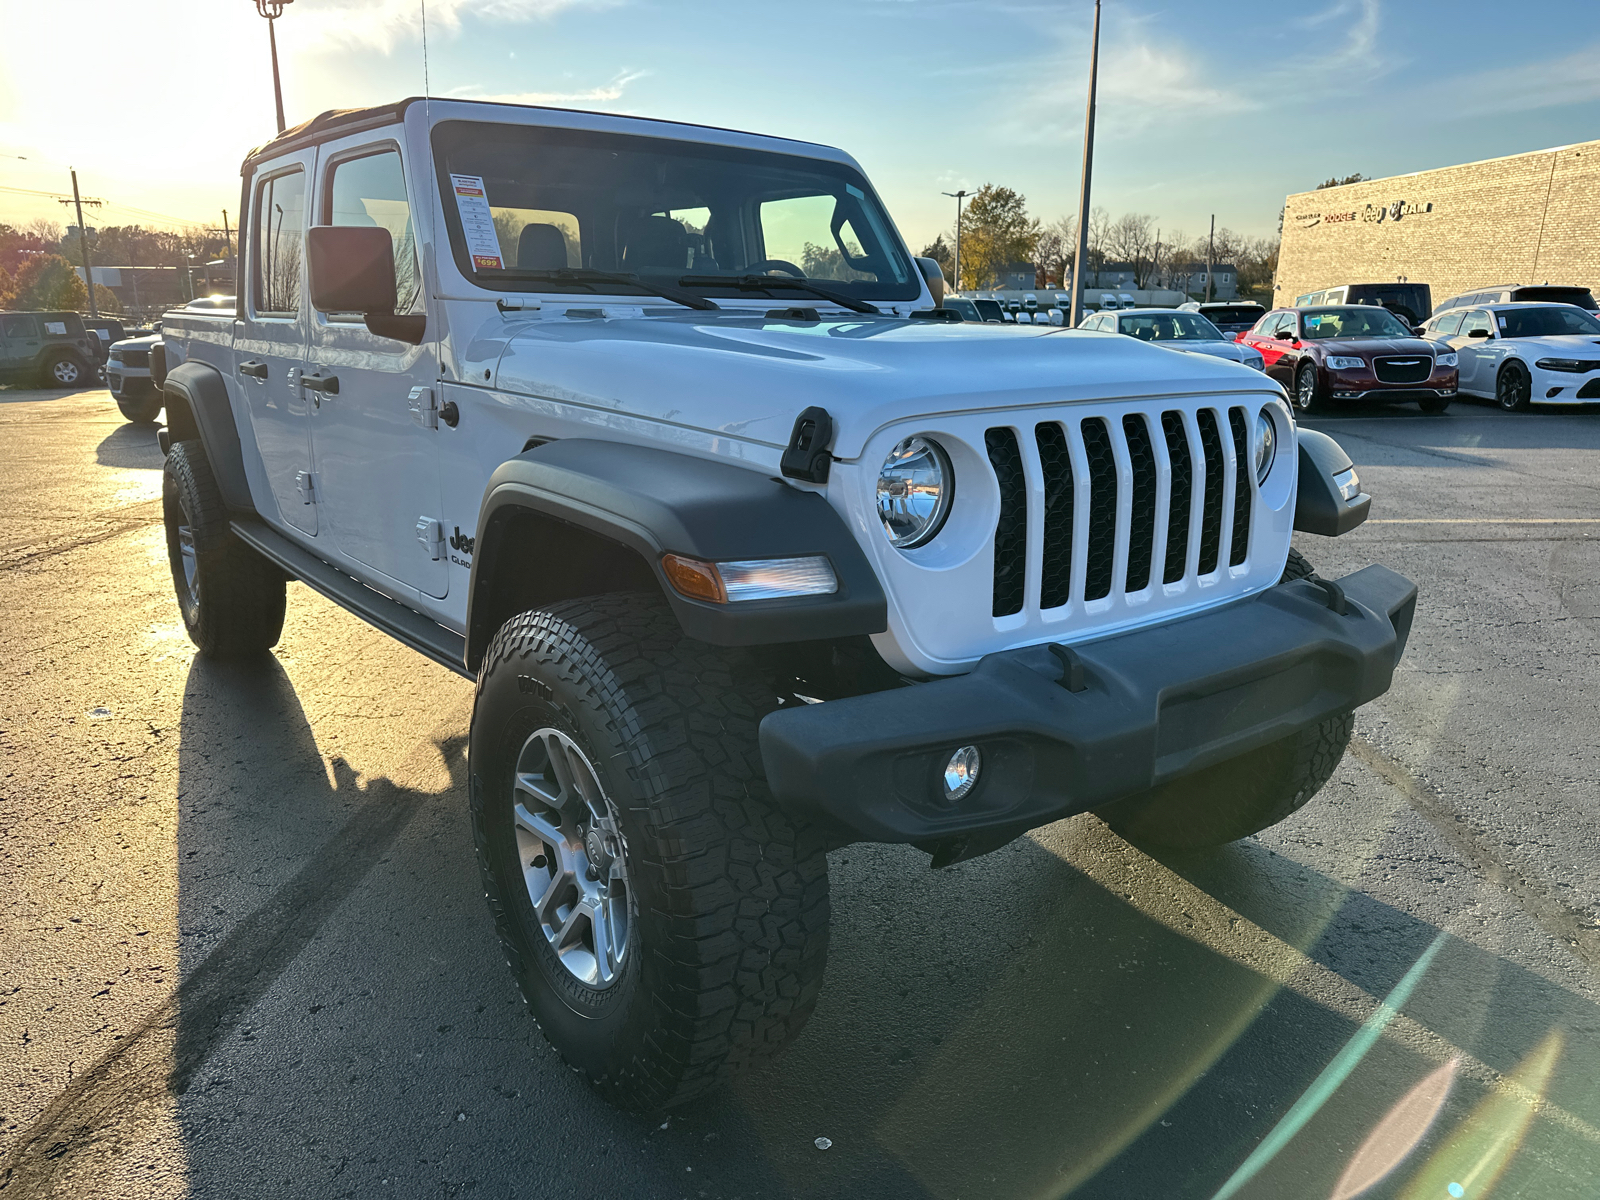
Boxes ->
[1294,199,1436,229]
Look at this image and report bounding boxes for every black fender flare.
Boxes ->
[1293,427,1370,536]
[161,360,255,514]
[465,439,887,670]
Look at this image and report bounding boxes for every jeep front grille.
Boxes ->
[985,404,1256,616]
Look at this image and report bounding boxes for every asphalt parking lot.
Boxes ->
[3,387,1599,1200]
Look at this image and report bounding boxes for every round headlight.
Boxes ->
[1253,409,1276,485]
[876,436,953,548]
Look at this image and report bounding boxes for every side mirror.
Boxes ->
[1467,328,1491,338]
[914,256,946,307]
[306,225,425,344]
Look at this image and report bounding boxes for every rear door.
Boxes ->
[237,153,317,535]
[1449,309,1495,394]
[306,138,447,599]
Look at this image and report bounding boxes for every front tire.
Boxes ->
[116,389,163,423]
[1294,362,1324,414]
[1418,395,1450,414]
[470,594,830,1111]
[1496,362,1531,412]
[1097,545,1351,848]
[163,440,286,656]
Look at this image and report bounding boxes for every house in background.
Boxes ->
[1159,262,1239,300]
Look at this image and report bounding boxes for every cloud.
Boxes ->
[294,0,617,54]
[1430,41,1600,117]
[445,69,647,107]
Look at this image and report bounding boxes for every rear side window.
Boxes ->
[325,149,421,314]
[254,168,306,316]
[3,315,40,339]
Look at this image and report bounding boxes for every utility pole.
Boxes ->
[254,0,295,134]
[1068,0,1102,328]
[940,189,970,292]
[1205,214,1215,303]
[69,169,99,318]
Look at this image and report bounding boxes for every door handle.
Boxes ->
[239,360,268,379]
[301,373,339,395]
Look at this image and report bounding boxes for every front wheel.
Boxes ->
[1294,362,1323,414]
[116,391,162,423]
[1496,362,1531,412]
[470,594,830,1111]
[1418,395,1451,414]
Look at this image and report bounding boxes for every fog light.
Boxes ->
[942,746,981,801]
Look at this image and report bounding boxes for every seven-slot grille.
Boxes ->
[111,348,150,367]
[987,405,1255,618]
[1373,354,1430,384]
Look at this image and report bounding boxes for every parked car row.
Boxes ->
[1079,308,1266,371]
[1418,302,1600,410]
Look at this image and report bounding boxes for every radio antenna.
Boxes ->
[420,0,431,99]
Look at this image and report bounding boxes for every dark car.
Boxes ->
[1433,284,1596,316]
[969,298,1006,323]
[82,317,129,368]
[0,310,98,388]
[1189,302,1266,338]
[1294,283,1433,328]
[1241,305,1457,413]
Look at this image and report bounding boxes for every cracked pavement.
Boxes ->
[2,388,1599,1199]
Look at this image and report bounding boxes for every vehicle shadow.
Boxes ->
[8,659,1597,1200]
[95,422,165,470]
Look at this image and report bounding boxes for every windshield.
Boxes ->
[431,120,917,303]
[1301,306,1412,340]
[1496,306,1600,337]
[1118,312,1225,342]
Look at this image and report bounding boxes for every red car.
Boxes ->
[1240,305,1457,414]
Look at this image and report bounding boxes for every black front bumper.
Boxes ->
[758,565,1417,844]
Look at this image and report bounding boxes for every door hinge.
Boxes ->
[416,516,445,560]
[295,471,316,504]
[409,386,438,429]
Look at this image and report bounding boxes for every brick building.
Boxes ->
[1275,138,1600,309]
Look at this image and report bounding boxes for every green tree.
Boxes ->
[955,184,1039,290]
[1315,173,1365,190]
[918,233,953,280]
[8,254,88,310]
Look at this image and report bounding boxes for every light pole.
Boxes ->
[940,190,970,292]
[1068,0,1102,328]
[254,0,295,134]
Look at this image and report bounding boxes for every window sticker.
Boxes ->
[44,321,67,335]
[450,174,505,271]
[1498,314,1508,328]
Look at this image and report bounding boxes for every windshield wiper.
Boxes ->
[678,274,881,315]
[503,268,719,312]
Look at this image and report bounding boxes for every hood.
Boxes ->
[1505,334,1600,355]
[111,334,162,351]
[1308,337,1437,357]
[1171,341,1257,363]
[489,313,1283,460]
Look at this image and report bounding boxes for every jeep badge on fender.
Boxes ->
[150,95,1416,1115]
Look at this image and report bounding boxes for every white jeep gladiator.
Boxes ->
[152,96,1416,1112]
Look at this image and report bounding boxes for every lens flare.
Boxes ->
[1329,1057,1459,1200]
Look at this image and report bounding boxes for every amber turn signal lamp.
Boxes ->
[661,554,727,603]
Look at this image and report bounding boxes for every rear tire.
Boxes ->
[470,594,830,1112]
[1097,545,1351,849]
[41,352,86,389]
[163,440,286,657]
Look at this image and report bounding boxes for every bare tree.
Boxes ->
[23,217,62,246]
[1106,212,1158,288]
[1034,216,1075,288]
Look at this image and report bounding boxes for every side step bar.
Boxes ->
[230,518,472,680]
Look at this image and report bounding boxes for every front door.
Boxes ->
[307,141,447,599]
[2,314,41,377]
[238,154,316,535]
[1449,309,1495,395]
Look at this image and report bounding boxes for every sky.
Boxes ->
[2,0,1598,256]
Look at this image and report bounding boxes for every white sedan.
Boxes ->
[1079,307,1267,370]
[1425,302,1600,410]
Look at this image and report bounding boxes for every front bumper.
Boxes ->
[759,564,1416,844]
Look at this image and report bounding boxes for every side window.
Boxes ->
[1460,309,1493,337]
[325,149,420,314]
[254,168,306,316]
[3,315,40,339]
[1434,311,1465,336]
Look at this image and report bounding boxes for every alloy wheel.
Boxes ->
[1497,365,1529,411]
[52,358,80,385]
[511,727,632,989]
[1295,366,1317,411]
